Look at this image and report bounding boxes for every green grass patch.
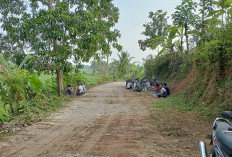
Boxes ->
[84,75,99,85]
[153,94,227,120]
[154,95,192,111]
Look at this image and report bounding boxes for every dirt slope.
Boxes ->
[0,82,211,157]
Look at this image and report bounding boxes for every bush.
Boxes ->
[144,52,193,82]
[0,66,66,125]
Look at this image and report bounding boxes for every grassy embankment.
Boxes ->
[145,48,232,119]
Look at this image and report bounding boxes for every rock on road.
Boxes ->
[0,82,210,157]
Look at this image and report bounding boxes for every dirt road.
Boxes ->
[0,82,211,157]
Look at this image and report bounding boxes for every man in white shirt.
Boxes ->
[76,82,83,96]
[156,83,167,98]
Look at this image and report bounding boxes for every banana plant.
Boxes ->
[207,0,232,20]
[131,63,144,79]
[29,75,43,94]
[0,54,43,94]
[151,26,181,56]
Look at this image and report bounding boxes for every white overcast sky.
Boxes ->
[109,0,200,64]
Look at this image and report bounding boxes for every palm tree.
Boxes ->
[117,51,134,78]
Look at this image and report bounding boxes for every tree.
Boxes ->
[172,0,199,53]
[109,59,119,77]
[131,63,144,79]
[197,0,214,45]
[90,59,107,75]
[0,0,27,64]
[5,0,120,96]
[139,10,170,51]
[117,51,134,78]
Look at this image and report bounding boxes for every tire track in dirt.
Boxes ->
[76,115,114,155]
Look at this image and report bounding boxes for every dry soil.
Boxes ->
[0,82,211,157]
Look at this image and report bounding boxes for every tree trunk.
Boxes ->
[184,23,189,54]
[56,69,63,96]
[106,54,109,76]
[201,0,206,45]
[48,0,63,96]
[180,36,183,53]
[48,0,52,10]
[92,60,96,75]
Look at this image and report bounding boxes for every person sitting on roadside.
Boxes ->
[146,80,151,89]
[164,83,170,96]
[126,80,132,89]
[76,82,84,96]
[156,83,167,98]
[126,79,130,87]
[65,84,74,96]
[132,80,136,90]
[134,81,142,92]
[82,82,86,94]
[151,83,161,94]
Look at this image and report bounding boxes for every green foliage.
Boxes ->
[0,0,121,96]
[142,0,232,119]
[18,55,33,69]
[172,0,198,27]
[139,10,170,51]
[154,94,192,111]
[29,75,43,94]
[90,51,135,79]
[0,54,8,67]
[0,61,65,127]
[116,51,134,78]
[63,71,88,88]
[124,63,145,79]
[90,60,108,75]
[144,52,193,82]
[0,102,10,123]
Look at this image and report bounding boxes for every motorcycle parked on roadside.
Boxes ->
[199,111,232,157]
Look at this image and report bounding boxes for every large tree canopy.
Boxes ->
[0,0,121,95]
[172,0,199,53]
[139,10,170,51]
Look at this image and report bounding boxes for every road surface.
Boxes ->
[0,82,211,157]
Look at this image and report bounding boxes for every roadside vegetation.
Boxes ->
[140,0,232,118]
[89,51,144,81]
[0,0,123,135]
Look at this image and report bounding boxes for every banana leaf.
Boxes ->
[18,54,33,69]
[0,54,8,67]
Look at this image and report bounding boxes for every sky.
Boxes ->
[109,0,193,64]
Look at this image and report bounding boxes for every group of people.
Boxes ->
[126,76,170,98]
[65,82,86,96]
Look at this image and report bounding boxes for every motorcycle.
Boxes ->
[199,111,232,157]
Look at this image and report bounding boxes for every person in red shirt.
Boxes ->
[151,83,161,94]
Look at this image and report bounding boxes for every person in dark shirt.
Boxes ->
[156,83,167,98]
[164,83,170,96]
[65,84,74,96]
[134,82,142,92]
